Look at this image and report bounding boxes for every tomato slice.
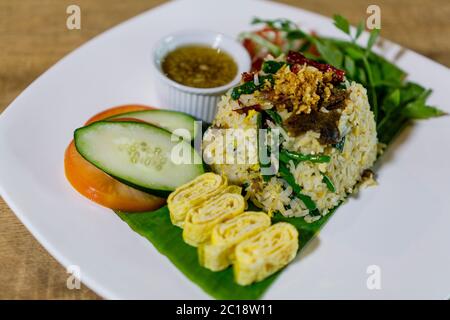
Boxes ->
[65,104,165,212]
[85,104,153,125]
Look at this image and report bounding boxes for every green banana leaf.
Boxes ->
[116,205,337,299]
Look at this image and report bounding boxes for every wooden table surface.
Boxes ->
[1,0,449,300]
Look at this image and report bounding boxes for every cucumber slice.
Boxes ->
[107,109,197,141]
[74,121,204,196]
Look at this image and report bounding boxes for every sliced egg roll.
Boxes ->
[234,222,299,286]
[198,211,271,271]
[221,185,242,195]
[183,193,245,247]
[167,172,227,227]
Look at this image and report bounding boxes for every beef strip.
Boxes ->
[321,87,348,110]
[284,110,341,145]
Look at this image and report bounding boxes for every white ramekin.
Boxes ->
[152,30,251,122]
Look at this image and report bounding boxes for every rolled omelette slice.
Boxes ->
[234,222,299,286]
[167,172,227,227]
[198,211,271,271]
[183,193,245,247]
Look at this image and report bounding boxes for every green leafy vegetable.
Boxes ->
[344,55,356,77]
[333,14,350,35]
[286,29,310,40]
[321,173,336,192]
[264,109,283,126]
[344,46,365,60]
[116,207,277,299]
[382,88,400,112]
[117,204,337,299]
[231,75,274,100]
[402,99,446,119]
[262,60,285,74]
[313,40,343,68]
[280,149,331,164]
[247,15,445,144]
[278,164,317,211]
[400,82,427,104]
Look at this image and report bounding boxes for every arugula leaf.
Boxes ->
[248,15,445,140]
[345,46,365,60]
[377,57,406,85]
[369,60,383,85]
[402,98,446,119]
[344,55,355,78]
[286,29,311,41]
[362,57,378,121]
[313,40,343,68]
[400,82,426,104]
[333,14,350,35]
[383,89,401,112]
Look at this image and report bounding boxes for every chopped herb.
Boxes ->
[264,109,283,126]
[262,60,285,74]
[231,75,274,100]
[280,149,331,163]
[321,173,336,192]
[279,164,317,211]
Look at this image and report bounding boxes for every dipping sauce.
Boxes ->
[162,45,238,88]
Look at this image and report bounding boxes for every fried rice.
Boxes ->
[203,54,378,222]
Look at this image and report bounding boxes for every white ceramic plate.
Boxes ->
[1,0,449,299]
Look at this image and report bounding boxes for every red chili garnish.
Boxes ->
[290,63,301,74]
[286,51,345,83]
[241,72,254,82]
[251,58,263,72]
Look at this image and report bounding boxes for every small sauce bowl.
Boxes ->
[152,30,251,122]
